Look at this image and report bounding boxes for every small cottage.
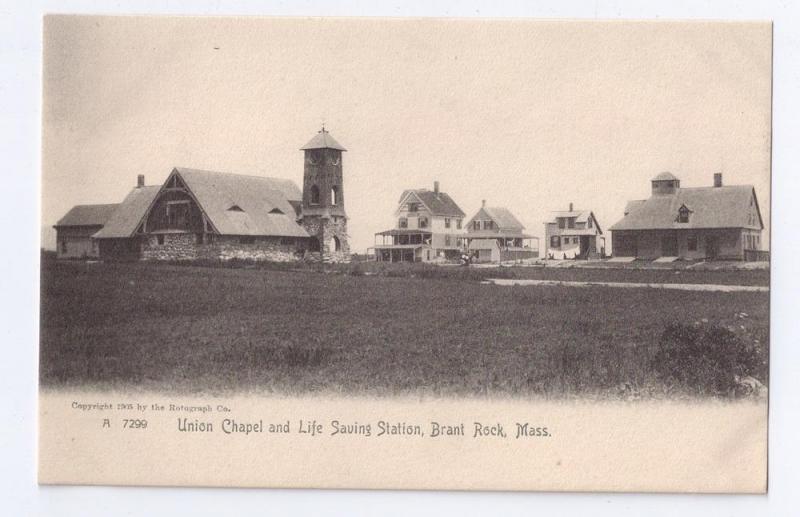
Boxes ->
[464,201,538,263]
[544,203,604,259]
[53,203,120,258]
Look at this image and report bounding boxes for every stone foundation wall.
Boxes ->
[141,233,304,262]
[142,233,198,260]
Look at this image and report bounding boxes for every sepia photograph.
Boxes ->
[37,15,771,492]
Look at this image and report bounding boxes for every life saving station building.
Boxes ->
[610,172,765,261]
[54,128,351,263]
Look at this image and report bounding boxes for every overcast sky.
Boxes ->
[42,17,771,252]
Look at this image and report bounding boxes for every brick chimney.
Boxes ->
[714,173,722,188]
[137,174,145,188]
[434,181,440,195]
[482,199,486,208]
[569,202,573,212]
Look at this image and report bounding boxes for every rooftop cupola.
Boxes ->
[651,171,680,196]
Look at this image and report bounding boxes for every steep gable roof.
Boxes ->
[54,204,119,228]
[481,206,525,230]
[397,189,465,217]
[546,209,603,234]
[92,187,160,238]
[168,168,308,238]
[610,185,763,231]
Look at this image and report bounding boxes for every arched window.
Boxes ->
[331,185,339,205]
[310,185,320,205]
[332,236,341,252]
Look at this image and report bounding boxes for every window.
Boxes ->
[550,235,560,248]
[473,221,480,230]
[587,217,593,229]
[310,185,320,205]
[399,217,408,228]
[269,208,284,214]
[239,236,255,245]
[331,186,339,205]
[166,200,190,228]
[419,216,429,228]
[567,218,575,229]
[485,221,494,230]
[157,234,165,245]
[408,203,418,212]
[228,205,244,212]
[445,235,451,246]
[445,218,451,229]
[687,235,697,251]
[456,219,462,229]
[60,239,67,253]
[678,205,691,223]
[196,233,204,244]
[280,237,293,246]
[558,218,566,229]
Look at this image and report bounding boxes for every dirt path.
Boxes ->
[485,278,769,293]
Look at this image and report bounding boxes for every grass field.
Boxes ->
[39,259,769,399]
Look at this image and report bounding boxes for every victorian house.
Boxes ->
[610,172,764,261]
[372,182,466,262]
[544,203,604,259]
[464,201,538,262]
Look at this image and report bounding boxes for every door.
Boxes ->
[705,236,719,259]
[579,236,590,258]
[661,231,678,257]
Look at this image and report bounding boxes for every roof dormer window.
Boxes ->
[228,205,244,212]
[269,207,284,215]
[677,205,692,223]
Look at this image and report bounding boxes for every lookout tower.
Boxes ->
[299,127,350,261]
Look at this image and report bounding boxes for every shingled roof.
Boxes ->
[300,129,347,151]
[170,168,308,238]
[546,209,592,224]
[54,204,119,228]
[610,185,763,231]
[92,186,160,238]
[398,189,466,217]
[481,206,525,230]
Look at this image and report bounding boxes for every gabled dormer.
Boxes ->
[676,204,692,223]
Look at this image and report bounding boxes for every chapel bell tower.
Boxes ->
[299,126,350,261]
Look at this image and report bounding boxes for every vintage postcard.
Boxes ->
[39,16,771,492]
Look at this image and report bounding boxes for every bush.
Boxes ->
[652,323,767,397]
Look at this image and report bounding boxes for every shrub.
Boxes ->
[652,323,766,397]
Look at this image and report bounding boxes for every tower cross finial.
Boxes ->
[320,120,326,133]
